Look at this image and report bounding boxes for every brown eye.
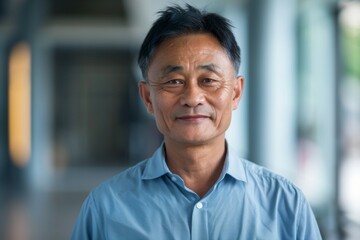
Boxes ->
[167,79,184,85]
[202,78,214,84]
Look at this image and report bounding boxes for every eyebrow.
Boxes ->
[197,63,222,75]
[161,65,184,76]
[160,63,222,77]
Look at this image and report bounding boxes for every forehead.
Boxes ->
[148,33,234,75]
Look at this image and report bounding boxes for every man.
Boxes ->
[71,4,322,239]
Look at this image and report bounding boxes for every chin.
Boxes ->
[171,134,221,146]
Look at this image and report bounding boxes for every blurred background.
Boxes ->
[0,0,359,239]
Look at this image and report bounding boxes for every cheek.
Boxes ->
[212,91,234,122]
[215,90,233,108]
[152,94,173,117]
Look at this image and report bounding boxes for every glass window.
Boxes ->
[49,0,127,21]
[52,47,161,168]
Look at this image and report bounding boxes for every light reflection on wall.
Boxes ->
[8,42,31,167]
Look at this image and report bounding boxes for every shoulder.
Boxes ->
[237,159,321,238]
[90,159,148,202]
[239,159,311,223]
[242,159,293,183]
[71,159,150,237]
[240,159,305,201]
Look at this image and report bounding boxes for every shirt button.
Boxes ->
[196,202,203,209]
[171,176,177,182]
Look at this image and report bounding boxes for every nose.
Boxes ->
[180,81,205,108]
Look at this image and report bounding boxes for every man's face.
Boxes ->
[139,33,243,146]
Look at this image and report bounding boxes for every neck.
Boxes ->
[164,138,227,198]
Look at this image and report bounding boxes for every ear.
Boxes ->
[139,81,154,114]
[232,76,244,110]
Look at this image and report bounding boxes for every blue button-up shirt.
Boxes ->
[71,144,322,239]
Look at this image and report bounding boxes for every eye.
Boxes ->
[166,79,184,85]
[201,78,216,84]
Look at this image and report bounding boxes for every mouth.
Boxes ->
[176,115,210,122]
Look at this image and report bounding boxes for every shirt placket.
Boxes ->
[191,200,208,240]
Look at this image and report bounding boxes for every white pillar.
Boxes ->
[249,0,297,178]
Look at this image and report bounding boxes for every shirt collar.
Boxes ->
[223,143,247,182]
[142,142,247,182]
[142,142,170,180]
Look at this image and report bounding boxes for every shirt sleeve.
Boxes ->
[71,193,103,240]
[296,196,323,240]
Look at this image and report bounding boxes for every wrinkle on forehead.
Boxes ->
[148,33,235,79]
